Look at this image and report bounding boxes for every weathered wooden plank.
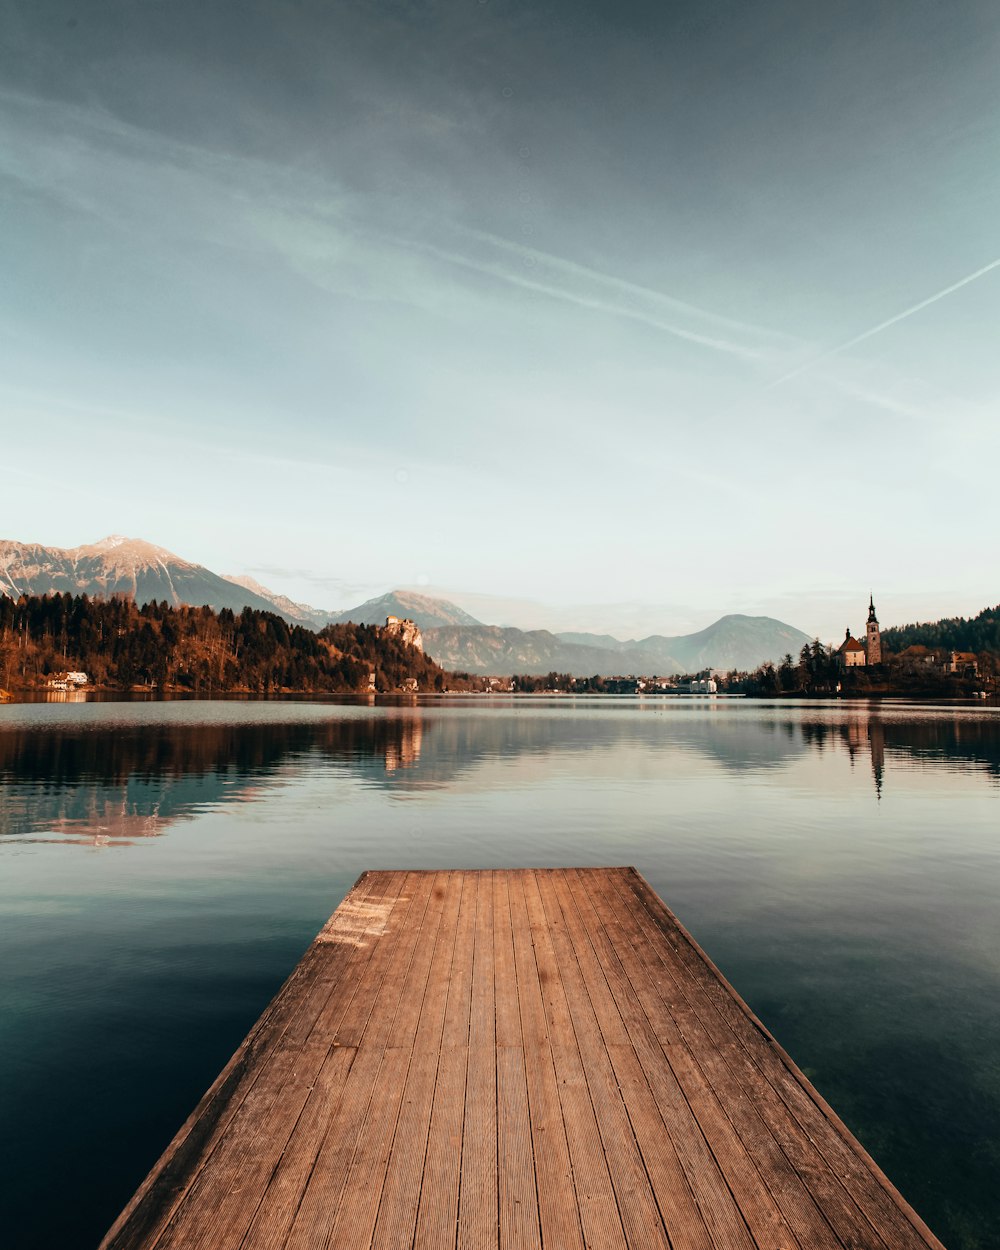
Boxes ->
[457,870,498,1250]
[519,871,630,1250]
[281,870,438,1250]
[412,871,477,1250]
[370,872,465,1250]
[494,871,542,1250]
[508,871,586,1250]
[100,868,947,1250]
[534,870,672,1250]
[322,872,452,1250]
[238,1044,356,1250]
[412,1046,469,1250]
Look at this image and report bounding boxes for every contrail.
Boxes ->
[767,255,1000,388]
[387,233,764,360]
[462,227,791,342]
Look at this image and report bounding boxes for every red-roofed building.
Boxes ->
[838,629,867,667]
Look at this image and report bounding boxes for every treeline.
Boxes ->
[723,642,844,696]
[726,638,997,697]
[881,604,1000,654]
[0,594,452,693]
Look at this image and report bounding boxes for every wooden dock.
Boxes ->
[100,868,945,1250]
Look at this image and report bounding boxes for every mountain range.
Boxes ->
[0,536,284,616]
[422,615,811,676]
[0,535,811,674]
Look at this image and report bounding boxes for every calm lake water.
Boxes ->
[1,695,999,1249]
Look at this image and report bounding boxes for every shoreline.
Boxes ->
[1,688,995,707]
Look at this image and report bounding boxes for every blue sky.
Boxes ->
[2,0,999,638]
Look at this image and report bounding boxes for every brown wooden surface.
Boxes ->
[100,868,947,1250]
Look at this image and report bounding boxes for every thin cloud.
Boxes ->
[0,87,781,365]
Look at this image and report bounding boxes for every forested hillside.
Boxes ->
[881,604,1000,655]
[0,594,450,693]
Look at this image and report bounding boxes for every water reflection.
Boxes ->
[0,699,997,844]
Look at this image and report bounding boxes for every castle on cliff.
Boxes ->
[838,596,881,668]
[383,615,423,652]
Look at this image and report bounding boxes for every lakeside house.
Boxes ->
[46,671,89,690]
[896,645,937,667]
[893,647,979,677]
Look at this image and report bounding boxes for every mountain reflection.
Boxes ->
[0,702,997,843]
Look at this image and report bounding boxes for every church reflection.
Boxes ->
[841,713,885,798]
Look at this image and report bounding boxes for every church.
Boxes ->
[839,596,882,667]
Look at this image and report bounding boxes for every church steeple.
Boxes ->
[866,593,882,664]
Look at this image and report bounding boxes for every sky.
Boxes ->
[2,0,999,640]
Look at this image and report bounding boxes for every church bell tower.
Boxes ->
[866,594,881,665]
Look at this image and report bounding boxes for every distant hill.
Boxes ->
[333,590,482,630]
[660,614,812,672]
[556,631,629,652]
[427,614,811,676]
[220,574,334,631]
[423,626,643,676]
[0,536,286,617]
